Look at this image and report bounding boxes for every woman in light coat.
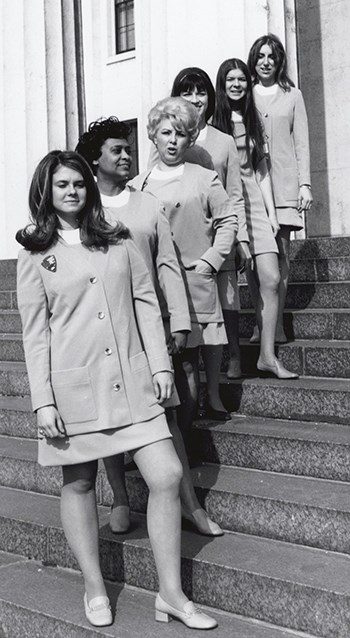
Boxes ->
[131,96,237,462]
[16,150,217,631]
[248,33,313,342]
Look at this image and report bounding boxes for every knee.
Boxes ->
[149,456,183,494]
[260,269,280,294]
[62,476,96,494]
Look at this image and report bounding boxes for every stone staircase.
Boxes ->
[1,238,350,637]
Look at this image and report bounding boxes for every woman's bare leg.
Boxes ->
[173,347,199,450]
[61,461,107,601]
[103,454,130,532]
[276,227,291,342]
[201,345,226,411]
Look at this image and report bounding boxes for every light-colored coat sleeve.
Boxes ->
[17,249,54,412]
[225,137,249,244]
[293,89,311,186]
[200,173,238,272]
[155,207,191,334]
[125,239,172,375]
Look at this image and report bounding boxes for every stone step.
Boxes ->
[289,236,350,260]
[0,551,318,638]
[1,362,349,425]
[211,374,350,425]
[239,281,350,310]
[235,339,350,379]
[2,435,350,554]
[0,310,22,334]
[238,256,350,284]
[0,486,349,637]
[192,415,350,482]
[239,308,350,341]
[0,290,17,310]
[0,334,24,362]
[0,395,35,438]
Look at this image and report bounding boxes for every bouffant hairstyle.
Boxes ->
[76,117,132,174]
[171,67,215,122]
[247,33,294,91]
[16,150,129,252]
[213,58,264,165]
[147,97,200,146]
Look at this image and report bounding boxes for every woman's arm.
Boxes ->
[256,158,280,236]
[199,173,238,272]
[293,90,313,210]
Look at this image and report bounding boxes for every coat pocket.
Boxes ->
[185,270,217,315]
[129,351,158,407]
[51,366,98,424]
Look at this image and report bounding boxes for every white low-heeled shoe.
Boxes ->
[155,594,218,629]
[83,593,112,627]
[182,508,224,537]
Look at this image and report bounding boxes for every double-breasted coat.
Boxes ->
[17,237,172,464]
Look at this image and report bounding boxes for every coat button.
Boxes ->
[264,113,268,118]
[90,277,97,284]
[113,383,121,392]
[98,312,105,319]
[105,348,112,355]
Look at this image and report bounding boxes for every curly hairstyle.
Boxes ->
[212,58,264,165]
[247,33,294,91]
[171,67,216,122]
[16,150,129,252]
[76,117,132,174]
[147,97,199,146]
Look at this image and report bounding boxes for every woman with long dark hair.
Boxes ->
[248,34,313,342]
[213,59,298,378]
[16,150,217,630]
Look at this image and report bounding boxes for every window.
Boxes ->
[124,119,138,178]
[115,0,135,54]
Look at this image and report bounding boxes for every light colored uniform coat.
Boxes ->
[17,238,171,436]
[131,163,237,323]
[103,186,191,334]
[253,85,311,207]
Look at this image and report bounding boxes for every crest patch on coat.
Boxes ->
[41,255,57,272]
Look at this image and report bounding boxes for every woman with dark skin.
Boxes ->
[248,34,313,342]
[16,150,217,630]
[213,59,298,378]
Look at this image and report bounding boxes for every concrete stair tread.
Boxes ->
[0,360,26,371]
[194,414,350,445]
[2,485,350,597]
[241,338,350,348]
[216,373,350,390]
[187,463,350,512]
[0,394,31,410]
[0,552,317,638]
[3,434,350,513]
[0,333,22,340]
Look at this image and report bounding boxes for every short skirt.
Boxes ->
[38,413,171,467]
[186,321,228,349]
[277,206,303,231]
[217,269,240,312]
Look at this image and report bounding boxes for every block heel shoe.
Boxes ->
[83,593,112,627]
[155,594,218,629]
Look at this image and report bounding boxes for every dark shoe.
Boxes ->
[203,400,231,421]
[257,359,299,380]
[155,594,218,629]
[182,508,224,537]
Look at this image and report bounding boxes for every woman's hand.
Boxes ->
[236,242,252,273]
[269,214,280,237]
[298,185,313,212]
[188,259,213,274]
[167,330,188,355]
[36,405,66,439]
[152,371,174,403]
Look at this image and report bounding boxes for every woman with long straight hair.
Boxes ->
[247,33,313,342]
[213,59,298,378]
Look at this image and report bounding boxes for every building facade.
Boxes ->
[0,0,348,258]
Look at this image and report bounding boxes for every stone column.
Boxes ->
[296,0,350,237]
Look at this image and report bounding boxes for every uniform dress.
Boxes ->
[231,114,278,256]
[149,125,247,311]
[253,83,311,230]
[130,162,238,348]
[17,233,172,466]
